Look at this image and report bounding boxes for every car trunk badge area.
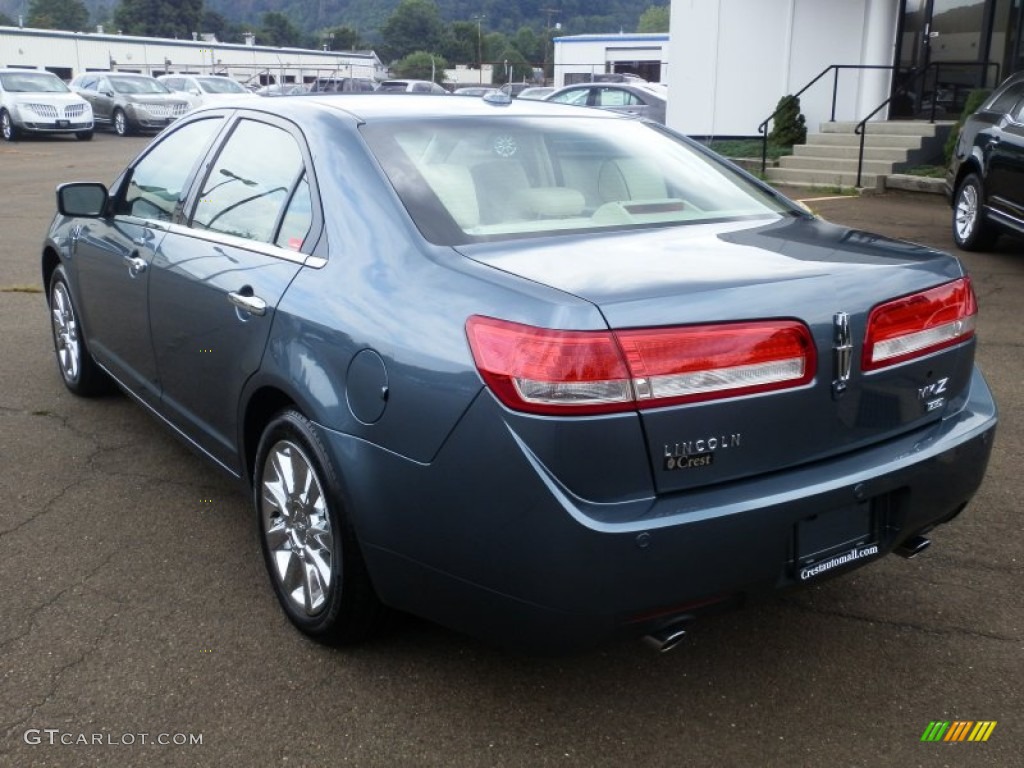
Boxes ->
[832,311,852,399]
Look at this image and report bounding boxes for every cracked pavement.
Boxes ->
[0,138,1020,767]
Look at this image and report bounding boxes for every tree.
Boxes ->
[491,46,529,85]
[0,13,12,26]
[202,10,242,43]
[482,31,508,63]
[439,20,476,65]
[28,0,89,31]
[768,95,807,146]
[392,50,447,84]
[637,5,670,33]
[380,0,443,62]
[513,27,542,64]
[113,0,203,40]
[259,11,303,48]
[320,25,363,51]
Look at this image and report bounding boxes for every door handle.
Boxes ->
[123,252,147,277]
[228,291,267,316]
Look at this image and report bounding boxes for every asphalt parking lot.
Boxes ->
[1,133,1021,767]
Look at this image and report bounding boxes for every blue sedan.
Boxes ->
[42,94,996,652]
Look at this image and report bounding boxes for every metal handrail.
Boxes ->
[758,64,897,176]
[853,60,1000,187]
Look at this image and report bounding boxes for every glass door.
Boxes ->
[892,0,931,117]
[893,0,993,118]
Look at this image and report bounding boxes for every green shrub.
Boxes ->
[769,95,807,146]
[944,88,991,165]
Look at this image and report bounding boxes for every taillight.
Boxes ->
[466,316,815,415]
[863,278,977,371]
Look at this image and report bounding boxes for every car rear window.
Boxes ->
[360,117,791,245]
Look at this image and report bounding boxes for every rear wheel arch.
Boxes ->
[953,157,983,199]
[242,386,297,485]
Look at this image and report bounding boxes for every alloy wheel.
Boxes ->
[955,182,979,241]
[50,281,81,382]
[260,439,335,616]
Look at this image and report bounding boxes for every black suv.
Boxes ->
[947,72,1024,250]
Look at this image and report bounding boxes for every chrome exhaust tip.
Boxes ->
[642,624,689,653]
[895,535,931,559]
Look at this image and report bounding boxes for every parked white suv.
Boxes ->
[0,69,93,141]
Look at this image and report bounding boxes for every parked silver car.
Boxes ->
[544,82,667,124]
[70,72,190,136]
[157,74,257,108]
[377,79,448,94]
[0,69,93,141]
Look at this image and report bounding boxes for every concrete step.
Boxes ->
[765,167,879,189]
[821,120,954,136]
[806,132,926,149]
[778,155,899,174]
[793,144,911,162]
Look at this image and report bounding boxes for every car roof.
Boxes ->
[189,92,624,122]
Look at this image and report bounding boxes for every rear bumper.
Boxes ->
[323,366,997,652]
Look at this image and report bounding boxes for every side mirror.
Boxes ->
[99,89,114,97]
[57,182,109,217]
[189,88,201,96]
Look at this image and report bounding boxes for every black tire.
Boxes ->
[254,409,386,645]
[0,109,19,142]
[113,108,130,137]
[48,264,110,396]
[76,130,93,141]
[952,173,998,251]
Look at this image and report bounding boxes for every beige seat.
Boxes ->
[419,163,479,229]
[597,158,668,202]
[470,160,532,224]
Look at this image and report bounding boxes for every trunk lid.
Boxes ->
[460,216,975,494]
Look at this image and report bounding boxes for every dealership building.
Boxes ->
[0,25,386,86]
[667,0,1023,136]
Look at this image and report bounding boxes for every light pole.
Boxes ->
[542,8,559,85]
[473,14,486,84]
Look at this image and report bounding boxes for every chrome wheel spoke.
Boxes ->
[301,551,328,612]
[264,517,290,552]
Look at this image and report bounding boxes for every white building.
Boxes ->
[0,26,386,86]
[667,0,1022,138]
[552,33,669,88]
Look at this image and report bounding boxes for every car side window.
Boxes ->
[119,118,223,221]
[598,88,640,107]
[552,89,590,106]
[192,119,306,245]
[276,174,313,251]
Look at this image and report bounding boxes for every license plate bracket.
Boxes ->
[796,501,874,565]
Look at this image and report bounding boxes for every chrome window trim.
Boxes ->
[161,221,326,268]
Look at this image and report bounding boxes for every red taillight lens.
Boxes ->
[466,316,815,415]
[862,278,977,371]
